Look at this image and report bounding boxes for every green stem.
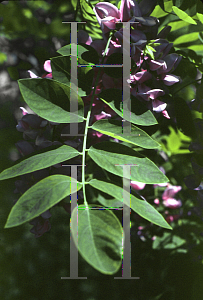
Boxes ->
[81,32,113,207]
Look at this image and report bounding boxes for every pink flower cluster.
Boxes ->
[79,0,182,118]
[154,182,182,224]
[131,166,182,225]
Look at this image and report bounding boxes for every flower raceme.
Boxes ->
[89,0,182,118]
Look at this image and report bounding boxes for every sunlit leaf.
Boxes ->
[89,179,172,229]
[88,141,169,184]
[172,6,197,24]
[91,119,160,149]
[71,204,123,274]
[0,145,80,181]
[5,175,82,228]
[18,78,84,123]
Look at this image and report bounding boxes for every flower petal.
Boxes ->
[130,70,152,83]
[44,60,52,73]
[93,2,120,34]
[162,185,182,200]
[120,0,142,22]
[28,70,39,78]
[130,180,146,190]
[149,59,167,71]
[162,74,180,86]
[152,99,167,112]
[163,198,182,209]
[157,53,181,74]
[162,109,170,119]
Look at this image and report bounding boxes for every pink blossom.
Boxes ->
[163,198,182,209]
[20,107,29,116]
[129,70,152,84]
[161,74,180,86]
[149,59,167,71]
[162,185,182,209]
[154,198,160,205]
[28,60,52,79]
[93,111,112,122]
[157,53,182,75]
[120,0,142,22]
[28,70,39,78]
[162,185,182,200]
[152,99,167,112]
[165,214,180,224]
[93,2,121,35]
[137,88,165,101]
[130,180,146,190]
[43,60,52,73]
[162,109,170,119]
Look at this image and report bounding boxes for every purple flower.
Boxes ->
[160,74,181,86]
[162,185,182,200]
[163,198,182,209]
[19,107,29,116]
[162,185,182,209]
[93,2,121,34]
[156,53,182,75]
[28,60,52,79]
[120,0,142,22]
[130,180,146,190]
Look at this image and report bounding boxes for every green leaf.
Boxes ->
[173,32,199,45]
[152,232,185,249]
[88,141,169,184]
[99,89,158,126]
[187,44,203,55]
[197,12,203,24]
[161,126,191,155]
[151,1,173,18]
[198,32,203,43]
[172,6,197,24]
[89,179,172,229]
[80,0,98,22]
[18,78,84,123]
[145,45,156,60]
[71,204,122,274]
[5,175,83,228]
[0,145,80,181]
[51,56,94,97]
[71,0,77,9]
[91,119,160,149]
[57,43,99,64]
